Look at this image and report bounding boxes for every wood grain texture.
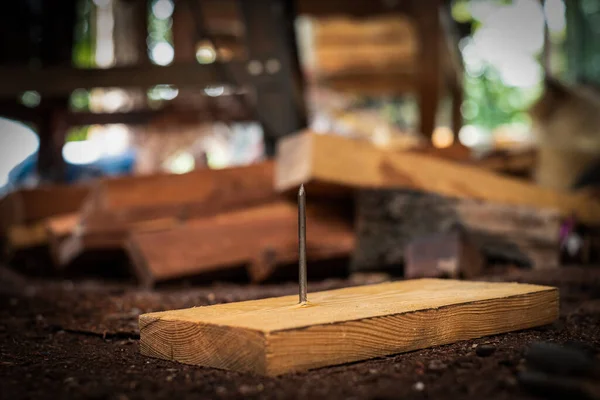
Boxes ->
[80,161,278,233]
[275,131,600,224]
[127,201,354,287]
[139,278,558,375]
[353,190,561,271]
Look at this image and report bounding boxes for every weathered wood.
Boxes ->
[313,15,415,47]
[6,223,48,251]
[404,230,484,279]
[126,201,354,287]
[60,162,280,269]
[275,131,600,224]
[0,62,247,97]
[139,278,558,375]
[81,161,278,233]
[353,190,561,272]
[57,217,180,269]
[315,43,415,77]
[0,185,89,237]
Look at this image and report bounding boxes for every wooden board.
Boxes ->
[275,131,600,224]
[81,161,278,232]
[56,217,178,269]
[139,278,558,376]
[6,223,48,250]
[353,190,562,271]
[58,162,281,269]
[0,184,89,237]
[126,201,354,287]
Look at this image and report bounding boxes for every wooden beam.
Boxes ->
[139,278,558,375]
[81,161,278,230]
[59,162,280,267]
[126,201,354,287]
[198,0,412,20]
[0,185,90,237]
[352,190,562,272]
[5,212,80,254]
[414,0,442,139]
[6,223,48,251]
[274,131,600,224]
[238,0,308,155]
[65,106,253,127]
[57,217,178,268]
[0,62,248,98]
[317,71,414,96]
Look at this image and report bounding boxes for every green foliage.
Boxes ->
[463,65,542,129]
[148,0,173,47]
[72,0,95,68]
[451,0,548,130]
[65,126,90,142]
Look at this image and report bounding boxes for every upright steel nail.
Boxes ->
[298,184,307,304]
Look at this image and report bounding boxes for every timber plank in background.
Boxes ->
[81,161,278,232]
[126,201,354,287]
[59,162,280,269]
[353,190,562,271]
[0,184,89,237]
[139,278,558,375]
[275,131,600,225]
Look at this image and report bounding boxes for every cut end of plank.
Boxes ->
[139,279,558,376]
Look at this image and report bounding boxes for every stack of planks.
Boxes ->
[0,185,90,260]
[51,161,354,286]
[274,131,600,272]
[4,130,591,283]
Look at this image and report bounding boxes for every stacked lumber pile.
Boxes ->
[0,161,353,286]
[310,16,417,95]
[0,185,89,262]
[274,131,600,274]
[3,131,592,284]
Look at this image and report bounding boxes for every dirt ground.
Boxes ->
[1,265,599,400]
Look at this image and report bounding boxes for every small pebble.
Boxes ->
[476,344,496,357]
[63,377,76,384]
[427,360,447,371]
[239,384,253,395]
[215,386,227,395]
[413,381,425,391]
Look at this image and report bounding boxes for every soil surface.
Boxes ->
[1,266,599,400]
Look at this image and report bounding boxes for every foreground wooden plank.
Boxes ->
[139,278,558,375]
[127,201,354,287]
[275,131,600,224]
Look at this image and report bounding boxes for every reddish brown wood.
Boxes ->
[126,201,354,287]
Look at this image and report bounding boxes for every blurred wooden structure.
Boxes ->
[0,0,462,182]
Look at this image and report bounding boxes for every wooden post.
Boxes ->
[37,99,69,182]
[414,0,442,140]
[113,0,150,66]
[172,0,197,63]
[238,0,308,156]
[451,82,463,138]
